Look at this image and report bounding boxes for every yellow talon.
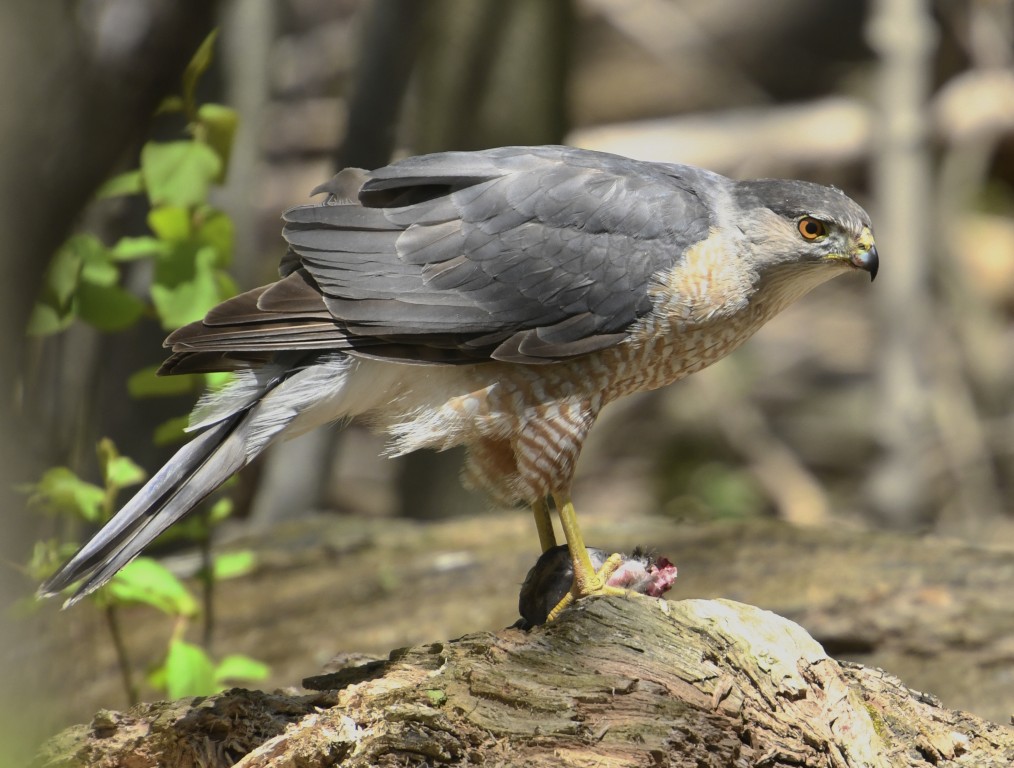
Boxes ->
[541,492,631,622]
[546,550,628,622]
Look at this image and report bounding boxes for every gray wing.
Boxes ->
[163,146,715,372]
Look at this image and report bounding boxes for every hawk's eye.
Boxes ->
[798,217,827,240]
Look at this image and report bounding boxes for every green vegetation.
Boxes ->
[20,31,268,705]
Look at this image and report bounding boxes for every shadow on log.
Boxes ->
[35,596,1013,767]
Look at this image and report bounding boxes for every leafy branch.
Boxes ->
[20,30,268,705]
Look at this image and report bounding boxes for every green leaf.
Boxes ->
[196,103,238,183]
[162,638,218,698]
[214,270,238,300]
[141,141,221,209]
[154,415,190,445]
[106,557,198,617]
[195,209,234,266]
[96,437,120,483]
[128,365,199,398]
[148,206,192,243]
[214,654,269,686]
[207,497,234,524]
[24,539,80,582]
[203,371,235,391]
[153,242,202,289]
[96,170,143,199]
[111,236,170,261]
[26,540,55,579]
[182,30,220,117]
[146,663,168,692]
[73,238,143,331]
[42,236,87,306]
[77,281,145,331]
[96,437,145,505]
[155,95,185,115]
[150,246,220,329]
[28,467,105,522]
[105,456,147,490]
[73,234,113,277]
[161,494,234,544]
[212,550,255,581]
[26,302,75,336]
[80,256,118,287]
[29,236,102,335]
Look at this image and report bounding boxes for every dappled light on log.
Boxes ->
[35,596,1012,767]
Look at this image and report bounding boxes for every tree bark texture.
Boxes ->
[35,595,1013,767]
[25,515,1014,733]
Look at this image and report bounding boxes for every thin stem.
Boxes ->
[199,507,214,652]
[105,604,138,706]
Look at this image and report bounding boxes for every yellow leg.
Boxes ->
[532,498,557,552]
[546,552,625,622]
[545,493,628,621]
[552,493,603,594]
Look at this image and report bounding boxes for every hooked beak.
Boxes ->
[851,244,879,281]
[849,228,879,281]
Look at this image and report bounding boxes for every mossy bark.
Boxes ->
[34,595,1014,767]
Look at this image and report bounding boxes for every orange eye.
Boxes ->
[798,217,827,240]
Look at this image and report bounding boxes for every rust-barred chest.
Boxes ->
[592,302,782,406]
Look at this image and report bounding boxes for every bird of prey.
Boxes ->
[40,145,878,617]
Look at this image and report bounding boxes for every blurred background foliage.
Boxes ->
[1,0,1012,762]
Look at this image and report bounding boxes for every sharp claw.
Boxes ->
[546,551,629,622]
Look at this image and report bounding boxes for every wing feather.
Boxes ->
[164,146,721,371]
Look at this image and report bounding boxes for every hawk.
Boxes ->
[40,146,878,617]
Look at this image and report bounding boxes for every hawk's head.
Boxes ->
[734,179,879,282]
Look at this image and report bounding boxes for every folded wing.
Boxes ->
[164,145,715,372]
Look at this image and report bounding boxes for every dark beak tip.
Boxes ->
[855,245,879,282]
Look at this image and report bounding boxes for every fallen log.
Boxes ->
[34,595,1014,767]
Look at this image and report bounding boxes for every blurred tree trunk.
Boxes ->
[249,0,430,525]
[336,0,427,171]
[2,0,217,454]
[0,1,216,762]
[925,0,1012,533]
[415,0,573,152]
[865,0,937,527]
[219,0,276,289]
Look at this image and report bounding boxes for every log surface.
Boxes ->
[35,595,1014,767]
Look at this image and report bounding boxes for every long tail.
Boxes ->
[39,353,353,607]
